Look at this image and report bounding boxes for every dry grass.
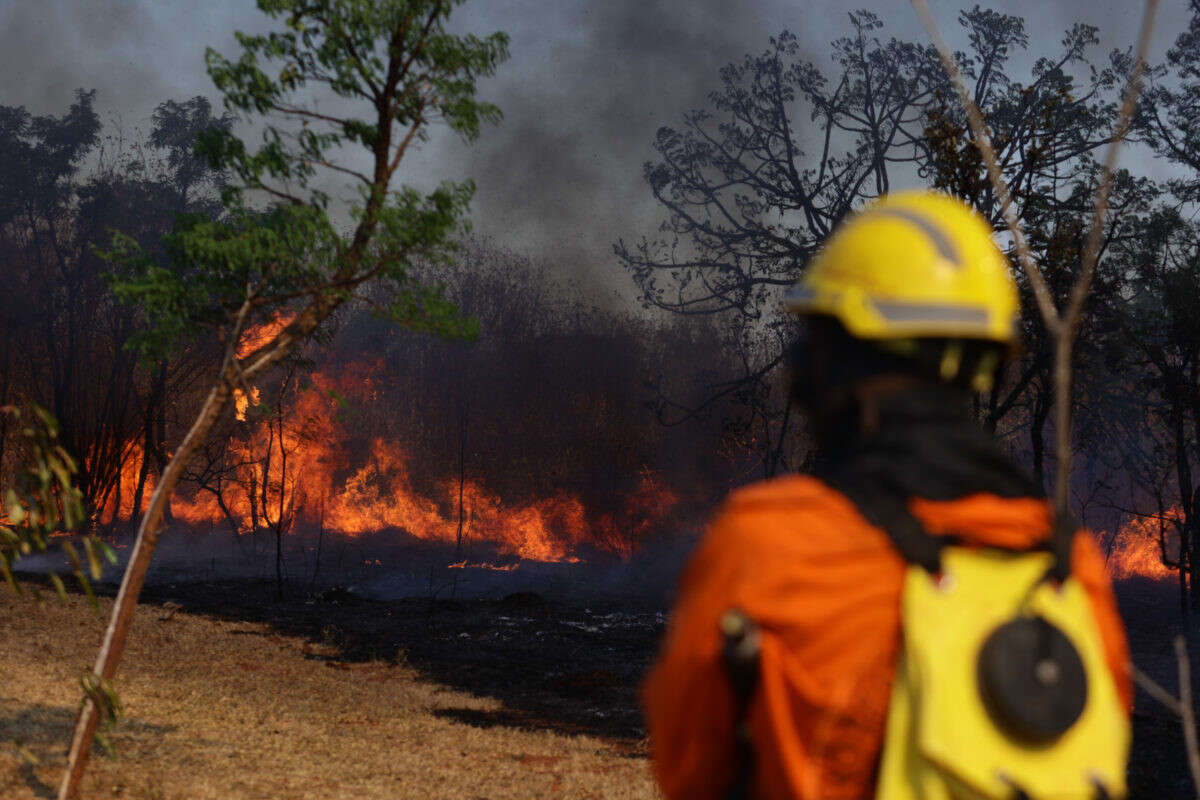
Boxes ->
[0,590,659,799]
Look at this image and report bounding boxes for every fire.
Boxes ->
[308,431,675,562]
[104,320,681,564]
[97,443,151,525]
[234,386,261,422]
[233,313,294,420]
[448,560,520,572]
[1107,509,1178,581]
[237,312,295,359]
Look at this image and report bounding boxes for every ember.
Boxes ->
[447,560,520,572]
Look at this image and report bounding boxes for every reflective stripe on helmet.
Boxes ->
[781,190,1018,344]
[864,207,961,267]
[785,285,992,329]
[783,285,816,307]
[870,299,990,326]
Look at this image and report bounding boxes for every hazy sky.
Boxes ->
[0,1,1188,301]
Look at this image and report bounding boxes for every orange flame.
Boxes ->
[234,386,261,422]
[237,312,295,359]
[97,443,151,525]
[447,560,520,572]
[233,313,294,420]
[106,329,681,564]
[1107,509,1178,581]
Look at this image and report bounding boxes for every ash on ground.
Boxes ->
[17,536,1197,796]
[136,578,665,748]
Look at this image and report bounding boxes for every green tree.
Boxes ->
[0,405,112,603]
[0,405,124,763]
[0,92,232,524]
[60,2,507,796]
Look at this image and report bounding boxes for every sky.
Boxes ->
[0,0,1190,302]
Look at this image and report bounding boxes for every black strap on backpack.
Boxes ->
[720,608,761,800]
[825,474,948,575]
[827,468,1077,588]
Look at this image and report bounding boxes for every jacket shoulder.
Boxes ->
[707,474,874,557]
[723,473,849,514]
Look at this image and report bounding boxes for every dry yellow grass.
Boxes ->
[0,590,660,799]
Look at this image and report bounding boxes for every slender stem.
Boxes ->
[1131,662,1182,716]
[59,367,237,798]
[58,297,255,799]
[912,0,1158,526]
[1176,635,1200,799]
[910,0,1059,330]
[1053,0,1158,521]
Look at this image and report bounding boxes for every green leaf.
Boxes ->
[49,573,67,602]
[1,405,92,603]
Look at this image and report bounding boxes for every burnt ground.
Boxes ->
[135,579,663,753]
[1116,578,1200,798]
[47,574,1199,797]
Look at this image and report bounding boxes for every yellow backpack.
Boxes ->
[875,544,1130,799]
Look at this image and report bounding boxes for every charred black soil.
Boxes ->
[55,575,1198,797]
[134,579,663,754]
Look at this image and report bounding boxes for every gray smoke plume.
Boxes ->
[0,1,1184,298]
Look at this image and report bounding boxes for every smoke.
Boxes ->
[426,0,1182,295]
[1,1,1181,299]
[10,525,700,606]
[0,0,807,301]
[423,0,804,299]
[0,1,162,112]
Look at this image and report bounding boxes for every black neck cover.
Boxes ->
[814,383,1070,578]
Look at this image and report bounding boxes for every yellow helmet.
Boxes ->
[785,190,1019,345]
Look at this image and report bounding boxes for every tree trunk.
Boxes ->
[248,468,260,532]
[1181,522,1191,618]
[152,366,173,525]
[275,420,287,602]
[1190,489,1200,613]
[311,493,325,591]
[59,371,235,799]
[275,526,284,601]
[59,288,332,797]
[1172,403,1196,612]
[130,428,151,529]
[1052,329,1075,526]
[455,406,467,560]
[766,397,794,479]
[1031,391,1050,495]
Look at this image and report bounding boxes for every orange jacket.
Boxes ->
[642,475,1131,800]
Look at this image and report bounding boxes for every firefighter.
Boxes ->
[642,190,1131,800]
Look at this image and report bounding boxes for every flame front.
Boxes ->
[102,320,680,564]
[1107,509,1177,581]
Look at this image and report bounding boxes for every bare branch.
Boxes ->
[1178,635,1200,798]
[1131,661,1183,715]
[911,0,1059,331]
[1066,0,1159,334]
[309,156,372,185]
[255,182,308,206]
[271,103,354,127]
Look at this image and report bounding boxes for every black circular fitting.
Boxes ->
[976,615,1088,744]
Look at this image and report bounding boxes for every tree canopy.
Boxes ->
[62,2,510,793]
